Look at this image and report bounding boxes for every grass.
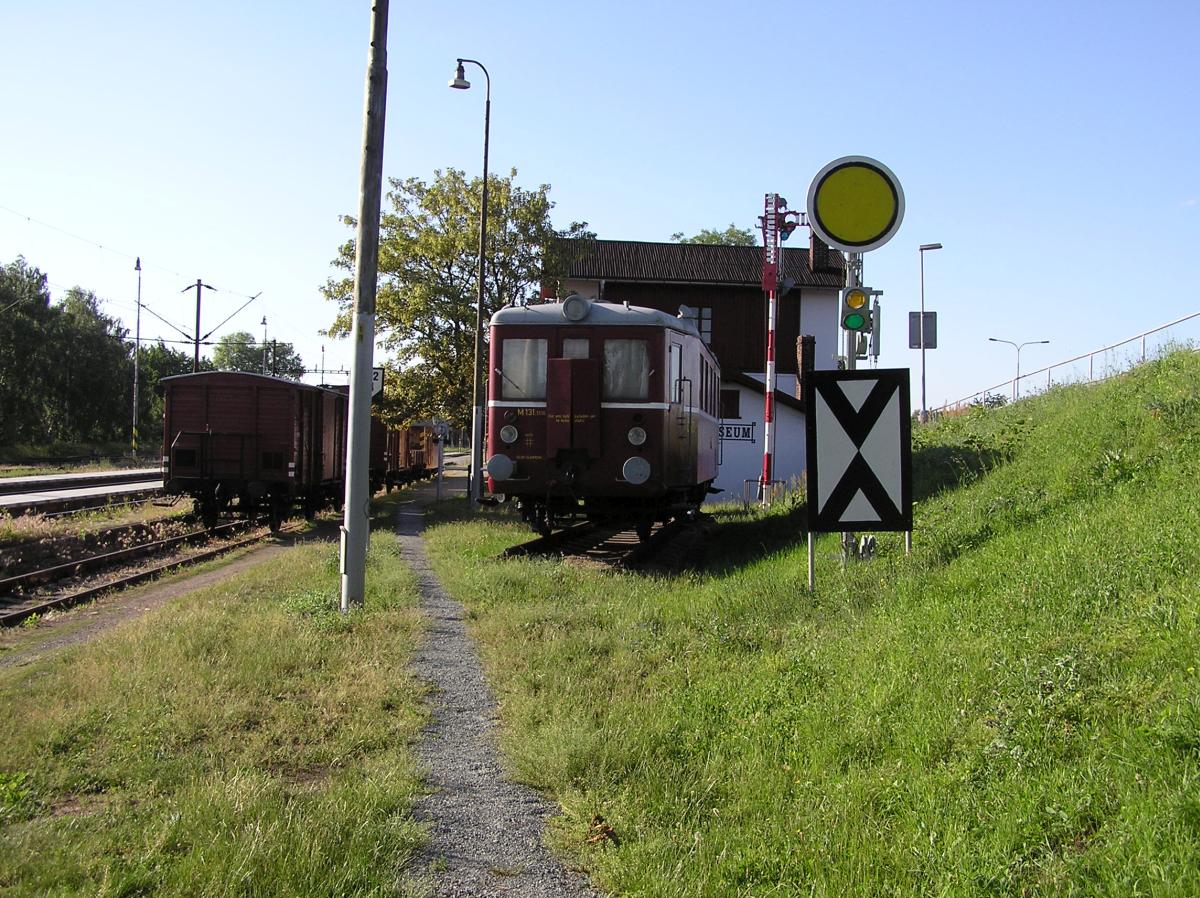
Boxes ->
[423,348,1200,897]
[0,530,429,897]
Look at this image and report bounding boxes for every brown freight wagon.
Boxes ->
[161,371,348,529]
[385,424,437,488]
[328,384,388,492]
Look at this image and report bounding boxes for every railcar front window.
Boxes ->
[500,338,548,399]
[603,339,650,400]
[562,338,589,359]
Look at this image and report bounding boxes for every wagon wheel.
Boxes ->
[268,499,283,533]
[196,499,219,530]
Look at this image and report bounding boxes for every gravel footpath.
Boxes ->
[394,482,601,898]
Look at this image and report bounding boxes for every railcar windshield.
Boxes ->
[602,339,650,400]
[500,338,548,399]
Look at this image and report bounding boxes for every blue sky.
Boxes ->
[3,0,1197,409]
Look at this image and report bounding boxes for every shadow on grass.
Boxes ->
[700,501,811,575]
[912,443,1008,502]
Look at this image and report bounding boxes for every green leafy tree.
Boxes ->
[670,223,757,246]
[212,331,304,379]
[46,288,133,442]
[322,167,593,427]
[0,257,57,443]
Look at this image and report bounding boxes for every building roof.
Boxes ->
[491,300,701,337]
[724,370,806,413]
[564,239,845,289]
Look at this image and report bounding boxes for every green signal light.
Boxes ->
[843,312,866,330]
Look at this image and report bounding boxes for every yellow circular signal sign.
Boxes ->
[806,156,905,253]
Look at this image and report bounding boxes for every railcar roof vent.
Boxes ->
[561,293,590,322]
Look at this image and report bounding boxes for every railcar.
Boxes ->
[484,295,720,536]
[161,371,347,529]
[383,424,438,489]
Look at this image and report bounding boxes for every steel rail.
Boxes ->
[0,527,283,628]
[0,521,251,593]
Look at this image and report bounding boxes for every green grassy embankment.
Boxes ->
[424,349,1200,897]
[0,529,428,897]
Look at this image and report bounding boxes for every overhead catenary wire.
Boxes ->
[0,203,262,299]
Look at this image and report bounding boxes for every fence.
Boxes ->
[934,309,1200,413]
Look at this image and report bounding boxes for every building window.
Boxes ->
[720,389,740,420]
[698,307,713,345]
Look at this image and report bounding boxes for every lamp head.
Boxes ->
[449,60,470,89]
[919,242,943,252]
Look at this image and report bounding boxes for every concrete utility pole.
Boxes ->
[182,278,216,372]
[132,257,142,454]
[340,0,389,612]
[261,316,268,374]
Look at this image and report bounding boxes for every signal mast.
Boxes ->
[757,193,805,505]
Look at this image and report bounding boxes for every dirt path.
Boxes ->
[393,482,600,898]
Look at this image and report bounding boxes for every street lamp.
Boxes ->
[988,337,1050,402]
[450,57,491,505]
[918,242,942,422]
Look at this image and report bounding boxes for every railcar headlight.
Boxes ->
[622,456,651,485]
[562,293,590,322]
[486,454,515,481]
[627,426,647,446]
[499,424,519,444]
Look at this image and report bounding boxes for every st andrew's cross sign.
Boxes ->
[804,369,912,532]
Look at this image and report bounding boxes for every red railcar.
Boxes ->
[484,296,720,536]
[161,372,347,528]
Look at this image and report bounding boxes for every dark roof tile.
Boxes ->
[564,239,844,289]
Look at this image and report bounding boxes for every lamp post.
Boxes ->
[450,57,490,505]
[918,242,942,422]
[988,337,1050,402]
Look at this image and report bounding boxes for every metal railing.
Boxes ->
[934,309,1200,413]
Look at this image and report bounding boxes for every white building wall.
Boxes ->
[562,278,601,300]
[710,381,807,504]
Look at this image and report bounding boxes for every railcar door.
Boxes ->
[547,335,601,482]
[668,341,696,484]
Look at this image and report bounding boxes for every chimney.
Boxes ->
[809,231,842,276]
[796,334,815,399]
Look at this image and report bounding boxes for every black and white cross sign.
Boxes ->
[804,369,912,532]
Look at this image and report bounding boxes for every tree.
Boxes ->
[670,223,758,246]
[45,287,133,442]
[322,167,593,427]
[212,331,304,379]
[0,257,56,443]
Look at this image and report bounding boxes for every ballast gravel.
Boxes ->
[394,491,601,898]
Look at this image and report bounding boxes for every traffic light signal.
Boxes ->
[841,286,871,331]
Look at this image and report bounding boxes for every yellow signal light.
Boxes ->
[845,289,868,310]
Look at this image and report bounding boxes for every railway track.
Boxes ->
[0,520,279,627]
[502,515,712,572]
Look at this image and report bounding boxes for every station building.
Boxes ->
[553,236,846,502]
